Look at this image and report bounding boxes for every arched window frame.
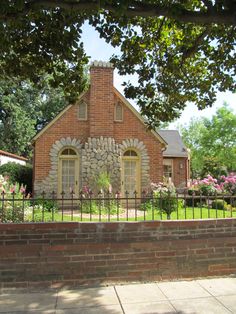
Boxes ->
[121,148,141,197]
[58,147,79,197]
[123,149,138,157]
[114,102,123,122]
[59,147,78,159]
[60,148,77,156]
[122,149,140,162]
[77,101,87,121]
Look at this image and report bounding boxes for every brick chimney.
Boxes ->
[89,61,114,138]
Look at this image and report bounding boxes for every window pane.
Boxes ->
[68,149,76,155]
[124,150,137,157]
[78,102,87,120]
[115,103,123,121]
[124,160,137,195]
[164,165,172,179]
[61,148,76,156]
[61,160,75,195]
[163,159,172,166]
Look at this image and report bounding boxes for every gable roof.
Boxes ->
[0,150,28,161]
[158,130,189,157]
[32,88,167,147]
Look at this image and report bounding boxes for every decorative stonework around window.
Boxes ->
[120,139,150,190]
[34,137,82,196]
[34,137,150,196]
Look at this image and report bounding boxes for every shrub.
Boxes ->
[188,175,222,196]
[211,199,228,210]
[81,199,119,215]
[220,174,236,195]
[0,162,33,193]
[151,180,177,219]
[185,191,201,207]
[0,175,28,222]
[96,171,111,192]
[33,199,59,212]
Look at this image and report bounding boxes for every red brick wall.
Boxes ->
[172,157,188,187]
[89,66,114,137]
[34,93,90,181]
[113,94,164,183]
[34,66,164,187]
[0,219,235,288]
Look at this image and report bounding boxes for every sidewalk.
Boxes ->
[0,277,236,313]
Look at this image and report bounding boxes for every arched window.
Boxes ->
[61,148,77,156]
[122,149,140,197]
[123,150,138,157]
[78,101,87,120]
[114,102,123,122]
[58,148,79,197]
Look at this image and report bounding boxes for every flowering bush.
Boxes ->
[189,174,236,196]
[188,175,222,195]
[220,174,236,195]
[0,175,28,222]
[151,180,178,219]
[0,174,26,196]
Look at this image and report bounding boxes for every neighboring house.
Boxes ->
[32,61,189,197]
[0,150,28,166]
[158,130,190,187]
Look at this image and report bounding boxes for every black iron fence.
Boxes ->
[1,191,236,223]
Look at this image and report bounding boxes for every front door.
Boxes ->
[121,150,140,198]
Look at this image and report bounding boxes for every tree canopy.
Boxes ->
[0,75,68,157]
[180,104,236,178]
[0,1,236,125]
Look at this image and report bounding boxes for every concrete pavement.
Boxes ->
[0,277,236,313]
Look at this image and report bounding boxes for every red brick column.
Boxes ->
[89,62,114,138]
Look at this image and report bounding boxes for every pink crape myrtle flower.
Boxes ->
[20,185,26,194]
[10,185,16,194]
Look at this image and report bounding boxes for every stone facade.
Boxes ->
[82,137,121,192]
[34,136,150,196]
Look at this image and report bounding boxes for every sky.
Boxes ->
[81,23,236,129]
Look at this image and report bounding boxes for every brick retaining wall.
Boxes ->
[0,219,236,288]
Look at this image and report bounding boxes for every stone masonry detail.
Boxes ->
[34,136,150,196]
[34,137,82,196]
[82,137,121,192]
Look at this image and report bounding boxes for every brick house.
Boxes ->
[32,61,189,197]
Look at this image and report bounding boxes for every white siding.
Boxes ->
[0,155,26,166]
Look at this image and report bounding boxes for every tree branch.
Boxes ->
[182,26,211,61]
[202,0,213,10]
[0,0,235,25]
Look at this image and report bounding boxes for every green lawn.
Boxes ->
[25,206,236,222]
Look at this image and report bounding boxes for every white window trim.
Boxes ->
[163,158,174,181]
